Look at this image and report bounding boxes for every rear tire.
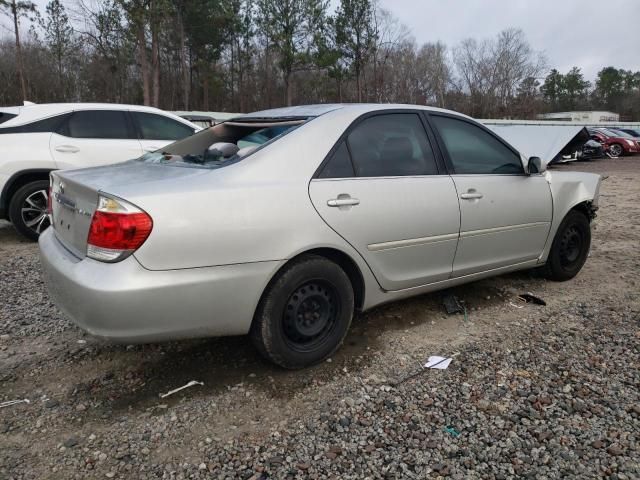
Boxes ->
[9,180,51,241]
[250,255,354,369]
[542,210,591,281]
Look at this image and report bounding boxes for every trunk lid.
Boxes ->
[50,171,100,258]
[51,160,210,258]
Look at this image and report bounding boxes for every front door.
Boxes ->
[50,110,142,169]
[309,112,461,291]
[429,114,553,277]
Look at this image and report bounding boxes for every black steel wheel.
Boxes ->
[558,225,583,267]
[9,180,51,241]
[542,210,591,281]
[251,255,354,369]
[282,280,340,353]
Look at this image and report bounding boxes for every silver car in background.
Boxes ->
[39,104,601,368]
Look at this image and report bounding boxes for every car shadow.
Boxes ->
[67,270,541,416]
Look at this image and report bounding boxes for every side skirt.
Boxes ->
[363,259,540,311]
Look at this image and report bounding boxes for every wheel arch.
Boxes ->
[570,199,597,222]
[539,172,601,264]
[256,247,366,318]
[1,169,53,220]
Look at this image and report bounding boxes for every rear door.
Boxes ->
[50,110,142,169]
[428,113,552,277]
[130,111,196,153]
[309,111,461,291]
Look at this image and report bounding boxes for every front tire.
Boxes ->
[542,210,591,281]
[250,255,354,369]
[609,143,623,157]
[9,180,51,241]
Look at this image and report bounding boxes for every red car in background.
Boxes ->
[588,128,640,157]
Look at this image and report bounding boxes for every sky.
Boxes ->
[378,0,640,80]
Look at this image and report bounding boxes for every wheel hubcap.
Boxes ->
[21,189,50,235]
[559,225,582,266]
[610,145,622,156]
[282,281,339,351]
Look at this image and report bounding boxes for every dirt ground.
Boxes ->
[1,156,639,479]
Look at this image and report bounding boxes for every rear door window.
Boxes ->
[0,112,17,125]
[61,110,133,139]
[346,113,438,177]
[431,115,524,175]
[0,113,70,134]
[132,112,195,140]
[318,142,355,178]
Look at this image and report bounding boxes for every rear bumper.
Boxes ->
[38,228,282,342]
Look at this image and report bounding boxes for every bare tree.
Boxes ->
[1,0,36,100]
[334,0,376,102]
[453,29,545,118]
[370,5,408,102]
[415,42,450,107]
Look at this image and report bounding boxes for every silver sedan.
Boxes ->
[39,104,601,368]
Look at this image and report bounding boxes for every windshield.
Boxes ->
[137,121,303,169]
[601,128,632,138]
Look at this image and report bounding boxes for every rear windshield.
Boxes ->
[0,112,18,125]
[138,120,303,169]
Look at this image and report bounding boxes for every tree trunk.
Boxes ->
[356,66,362,103]
[137,23,151,106]
[230,39,235,110]
[177,9,189,109]
[203,72,209,110]
[11,0,27,101]
[372,49,378,102]
[264,43,271,109]
[151,13,160,107]
[285,71,292,106]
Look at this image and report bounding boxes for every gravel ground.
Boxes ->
[1,157,639,479]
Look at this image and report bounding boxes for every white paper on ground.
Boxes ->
[424,356,452,370]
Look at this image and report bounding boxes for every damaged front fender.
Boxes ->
[537,170,602,264]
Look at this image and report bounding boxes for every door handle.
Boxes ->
[327,195,360,207]
[460,190,483,200]
[55,145,79,153]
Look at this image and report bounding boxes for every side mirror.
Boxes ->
[528,156,545,174]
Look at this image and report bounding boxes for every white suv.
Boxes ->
[0,103,200,239]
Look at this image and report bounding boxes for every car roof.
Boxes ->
[233,103,474,121]
[0,103,195,128]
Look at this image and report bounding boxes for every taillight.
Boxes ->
[87,195,153,262]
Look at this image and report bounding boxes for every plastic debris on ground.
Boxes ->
[442,294,464,315]
[0,398,30,408]
[159,380,204,398]
[518,293,547,306]
[443,426,461,437]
